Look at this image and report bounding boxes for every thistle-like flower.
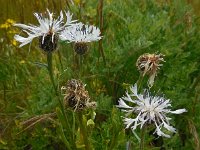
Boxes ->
[136,53,165,88]
[116,83,187,138]
[14,9,75,52]
[61,79,96,111]
[60,22,102,55]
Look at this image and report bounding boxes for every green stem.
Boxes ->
[72,111,76,140]
[137,74,144,92]
[58,98,77,149]
[46,52,76,149]
[46,53,64,127]
[140,126,146,150]
[57,50,63,71]
[79,55,83,77]
[78,113,91,150]
[47,52,57,94]
[59,124,72,150]
[109,134,117,150]
[98,0,106,66]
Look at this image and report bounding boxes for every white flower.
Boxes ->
[117,83,187,138]
[14,9,75,48]
[59,22,102,43]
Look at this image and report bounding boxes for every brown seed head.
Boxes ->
[136,53,165,87]
[62,79,96,111]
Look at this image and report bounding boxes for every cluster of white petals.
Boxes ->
[14,9,102,48]
[60,22,102,43]
[14,9,75,47]
[117,83,187,138]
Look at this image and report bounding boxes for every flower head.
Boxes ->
[60,22,102,55]
[14,9,75,52]
[136,53,165,87]
[117,83,187,138]
[61,79,96,111]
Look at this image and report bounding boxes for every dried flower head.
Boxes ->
[116,83,187,138]
[136,53,164,87]
[60,22,102,55]
[14,9,76,52]
[61,79,96,111]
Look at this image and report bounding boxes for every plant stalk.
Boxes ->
[46,52,76,149]
[47,52,57,94]
[137,74,144,92]
[78,113,91,150]
[57,50,63,71]
[78,55,83,77]
[98,0,106,65]
[140,126,146,150]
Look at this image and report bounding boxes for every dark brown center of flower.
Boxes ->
[63,79,92,111]
[39,33,58,52]
[67,96,86,111]
[68,96,77,108]
[74,42,88,55]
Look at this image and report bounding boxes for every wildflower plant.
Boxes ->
[12,7,101,150]
[117,83,187,138]
[61,79,96,111]
[60,22,102,55]
[14,9,75,52]
[3,0,199,150]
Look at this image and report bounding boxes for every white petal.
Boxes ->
[60,22,101,43]
[123,118,135,129]
[156,127,171,138]
[154,122,171,138]
[163,122,176,133]
[131,112,142,130]
[116,99,133,109]
[170,109,187,114]
[130,83,138,96]
[122,92,135,103]
[14,34,35,47]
